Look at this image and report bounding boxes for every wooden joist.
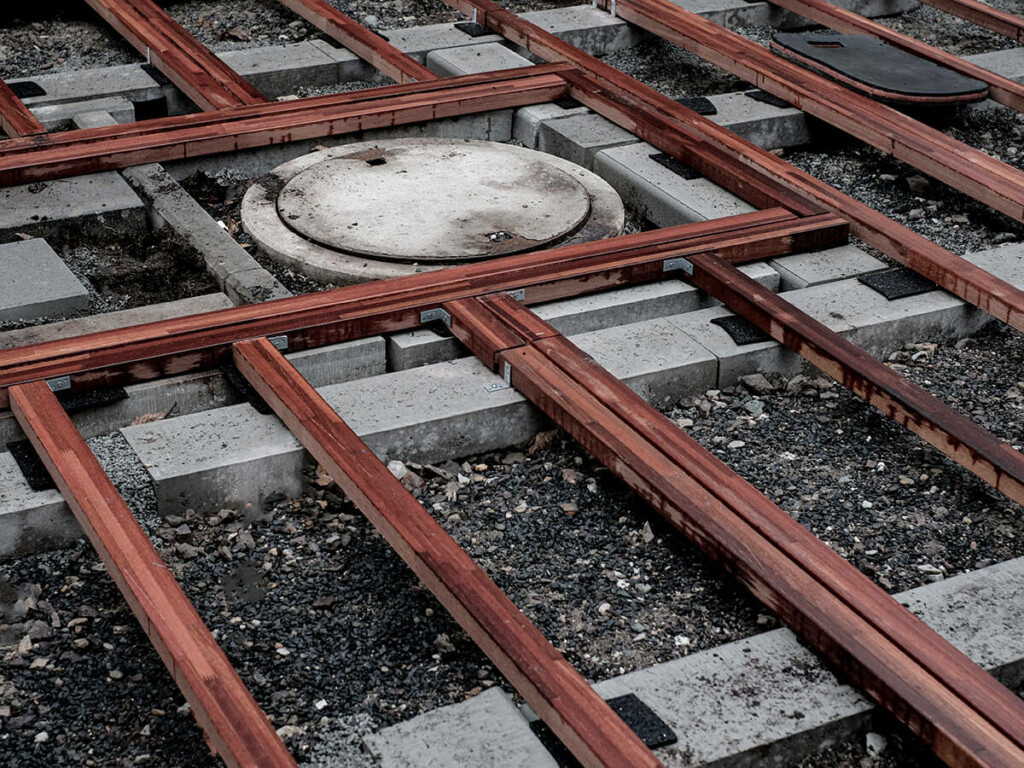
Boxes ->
[437,0,1024,333]
[0,78,45,137]
[0,209,848,408]
[682,251,1024,506]
[83,0,267,110]
[9,380,296,768]
[916,0,1024,43]
[232,337,663,768]
[445,295,1024,768]
[596,0,1024,223]
[273,0,437,83]
[0,65,568,185]
[763,0,1024,112]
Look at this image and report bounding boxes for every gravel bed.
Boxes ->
[874,0,1018,57]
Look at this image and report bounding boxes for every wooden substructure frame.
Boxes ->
[4,3,1024,765]
[912,0,1024,43]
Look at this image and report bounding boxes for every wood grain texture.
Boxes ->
[0,78,45,137]
[9,380,295,768]
[273,0,437,83]
[764,0,1024,112]
[436,0,1024,332]
[916,0,1024,43]
[0,65,567,185]
[84,0,267,110]
[685,252,1024,506]
[444,298,1024,767]
[0,210,846,407]
[232,337,664,768]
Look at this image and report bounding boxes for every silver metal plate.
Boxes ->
[663,257,694,276]
[268,335,289,351]
[420,308,452,327]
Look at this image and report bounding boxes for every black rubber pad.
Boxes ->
[649,152,701,180]
[7,440,56,492]
[141,63,171,87]
[676,95,717,116]
[221,364,273,415]
[745,89,793,110]
[9,81,45,99]
[858,267,937,300]
[771,32,987,103]
[711,315,773,345]
[454,21,490,37]
[59,386,128,415]
[530,693,677,767]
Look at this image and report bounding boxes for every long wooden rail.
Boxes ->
[916,0,1024,43]
[0,209,846,408]
[273,0,437,83]
[233,338,663,768]
[0,78,45,138]
[0,65,568,185]
[83,0,267,110]
[445,294,1024,768]
[764,0,1024,112]
[594,0,1024,223]
[9,380,297,768]
[437,0,1024,334]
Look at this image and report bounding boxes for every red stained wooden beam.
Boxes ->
[446,295,1024,768]
[916,0,1024,43]
[9,380,297,768]
[273,0,437,83]
[0,78,45,137]
[232,337,664,768]
[84,0,266,110]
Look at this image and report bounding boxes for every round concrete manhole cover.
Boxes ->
[276,143,592,262]
[242,138,625,284]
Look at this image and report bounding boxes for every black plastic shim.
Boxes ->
[649,152,701,180]
[9,81,45,98]
[858,267,937,300]
[745,89,793,109]
[454,21,490,37]
[711,315,773,345]
[676,95,717,116]
[7,440,56,492]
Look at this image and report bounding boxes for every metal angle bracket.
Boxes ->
[484,360,513,392]
[663,257,694,276]
[268,335,289,351]
[507,288,526,301]
[420,308,452,327]
[46,375,71,393]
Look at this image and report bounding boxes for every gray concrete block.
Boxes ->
[0,173,146,239]
[0,239,89,323]
[539,113,638,169]
[771,0,921,28]
[573,316,718,405]
[365,687,558,768]
[426,43,533,77]
[386,328,464,371]
[666,0,773,27]
[305,39,373,82]
[121,163,291,304]
[963,241,1024,289]
[519,5,648,56]
[9,64,163,110]
[513,102,590,149]
[708,91,811,150]
[124,356,543,515]
[0,452,73,561]
[32,97,135,131]
[389,22,504,64]
[219,42,345,98]
[965,48,1024,85]
[594,141,756,226]
[770,244,887,291]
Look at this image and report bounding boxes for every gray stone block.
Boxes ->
[386,328,465,371]
[594,141,757,226]
[32,97,135,131]
[219,42,345,98]
[0,239,88,323]
[0,173,146,239]
[964,48,1024,85]
[390,22,504,64]
[426,43,533,77]
[306,39,374,82]
[365,687,558,768]
[121,163,291,304]
[513,102,590,149]
[666,0,773,27]
[963,241,1024,289]
[708,91,811,150]
[770,244,887,291]
[0,452,73,560]
[9,64,163,110]
[539,113,638,169]
[519,5,648,56]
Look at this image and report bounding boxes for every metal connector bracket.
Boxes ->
[420,308,452,327]
[46,375,71,393]
[484,360,512,392]
[507,288,526,301]
[663,257,694,276]
[268,335,289,351]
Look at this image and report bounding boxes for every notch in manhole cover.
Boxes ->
[529,693,677,766]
